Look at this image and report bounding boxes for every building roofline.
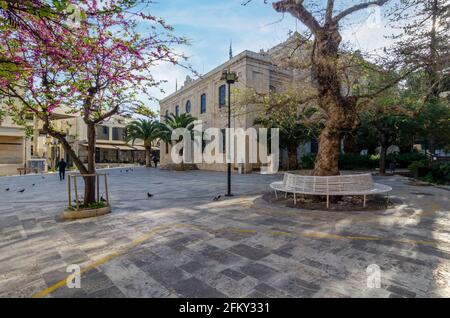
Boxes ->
[159,49,274,104]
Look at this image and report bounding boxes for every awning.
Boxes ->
[97,144,118,150]
[80,143,150,151]
[114,145,136,151]
[80,143,117,150]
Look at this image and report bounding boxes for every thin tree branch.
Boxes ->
[334,0,390,23]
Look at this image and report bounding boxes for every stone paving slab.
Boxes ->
[0,168,449,298]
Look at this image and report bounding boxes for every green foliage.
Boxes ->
[301,154,378,170]
[301,153,426,170]
[338,154,379,170]
[68,201,107,211]
[160,113,197,143]
[408,159,428,171]
[387,152,427,168]
[423,162,450,184]
[300,154,316,169]
[124,119,165,147]
[0,107,5,122]
[131,104,158,119]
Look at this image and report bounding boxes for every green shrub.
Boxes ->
[300,154,316,169]
[299,152,430,171]
[408,159,428,171]
[387,152,427,168]
[428,162,450,183]
[338,154,378,170]
[300,153,378,170]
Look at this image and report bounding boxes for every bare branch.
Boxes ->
[325,0,335,24]
[273,0,322,34]
[334,0,390,23]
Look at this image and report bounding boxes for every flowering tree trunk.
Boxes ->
[84,123,97,204]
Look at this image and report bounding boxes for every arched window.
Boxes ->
[200,94,206,114]
[175,105,179,116]
[219,85,226,108]
[185,100,191,113]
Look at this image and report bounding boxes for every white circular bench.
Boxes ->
[270,173,392,208]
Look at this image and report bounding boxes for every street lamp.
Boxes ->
[220,69,238,197]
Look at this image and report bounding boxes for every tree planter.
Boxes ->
[64,173,111,220]
[63,205,111,220]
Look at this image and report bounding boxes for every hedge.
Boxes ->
[300,152,427,170]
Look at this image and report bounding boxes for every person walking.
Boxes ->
[389,160,397,175]
[152,154,158,168]
[56,158,67,181]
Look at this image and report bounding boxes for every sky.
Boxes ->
[142,0,397,112]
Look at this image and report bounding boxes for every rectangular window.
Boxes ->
[112,127,124,141]
[96,126,109,140]
[200,94,206,113]
[219,85,226,108]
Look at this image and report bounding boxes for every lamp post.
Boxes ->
[221,69,238,197]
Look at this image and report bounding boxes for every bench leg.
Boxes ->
[274,190,278,200]
[294,193,296,205]
[326,195,329,209]
[386,193,390,207]
[285,192,288,199]
[363,195,366,208]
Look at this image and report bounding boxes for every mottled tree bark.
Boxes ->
[311,29,359,176]
[271,0,391,176]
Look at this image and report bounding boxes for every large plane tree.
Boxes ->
[269,0,392,176]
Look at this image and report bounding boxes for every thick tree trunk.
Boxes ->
[287,145,298,171]
[145,144,152,167]
[84,124,97,205]
[379,144,387,175]
[312,30,360,176]
[314,125,341,176]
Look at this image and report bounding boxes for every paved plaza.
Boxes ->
[0,167,449,298]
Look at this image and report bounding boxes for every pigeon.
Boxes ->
[213,195,221,201]
[100,196,106,202]
[126,169,129,173]
[41,176,45,179]
[120,170,122,173]
[5,188,10,191]
[32,184,35,186]
[18,189,25,193]
[147,192,153,198]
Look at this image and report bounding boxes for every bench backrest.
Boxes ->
[284,173,374,194]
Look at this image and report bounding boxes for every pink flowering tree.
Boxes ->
[0,0,186,205]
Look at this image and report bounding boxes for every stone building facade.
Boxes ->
[0,105,146,176]
[159,34,315,172]
[0,112,31,176]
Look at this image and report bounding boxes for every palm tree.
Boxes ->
[160,112,197,142]
[125,119,165,167]
[160,113,197,170]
